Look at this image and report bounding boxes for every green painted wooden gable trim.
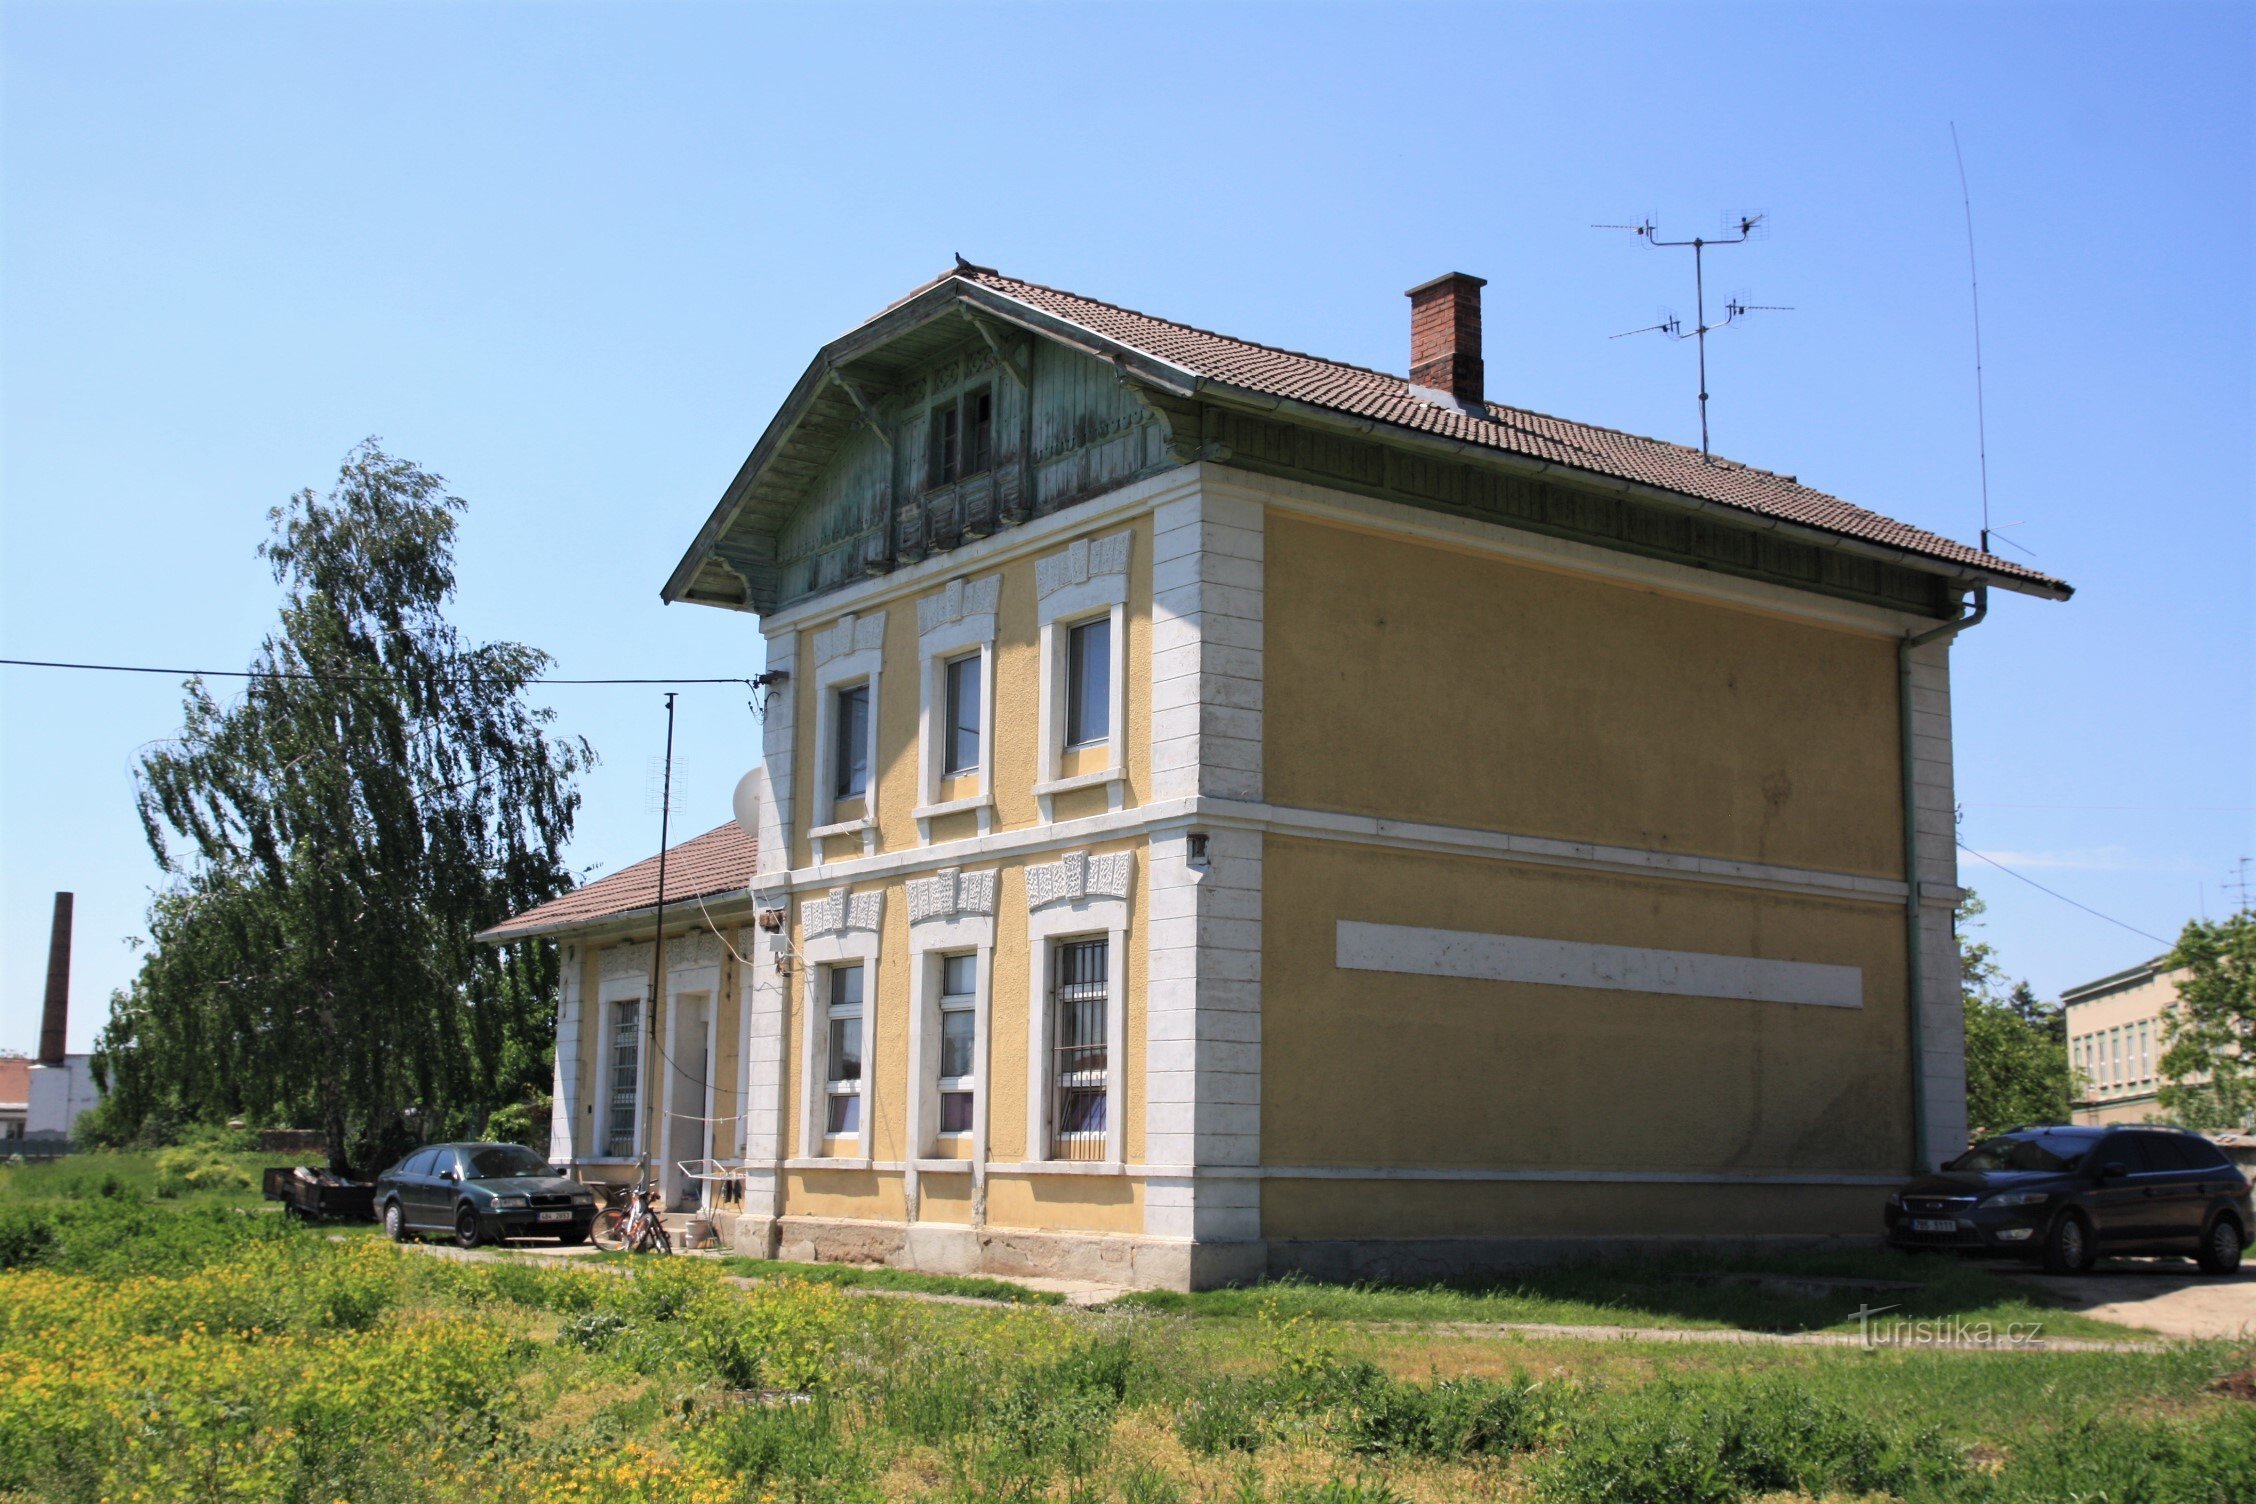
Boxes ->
[665,270,2034,620]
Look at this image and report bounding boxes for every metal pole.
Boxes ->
[1693,239,1710,459]
[641,692,677,1181]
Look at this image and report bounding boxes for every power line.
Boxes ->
[0,657,753,687]
[1956,840,2174,947]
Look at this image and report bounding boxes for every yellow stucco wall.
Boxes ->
[566,926,746,1181]
[1263,1178,1879,1241]
[2068,966,2186,1125]
[1261,836,1912,1198]
[788,518,1154,870]
[1262,510,1906,878]
[775,837,1150,1225]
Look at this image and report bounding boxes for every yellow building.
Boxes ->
[2063,956,2188,1126]
[486,265,2071,1288]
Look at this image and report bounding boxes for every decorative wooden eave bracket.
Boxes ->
[825,370,893,450]
[958,306,1030,390]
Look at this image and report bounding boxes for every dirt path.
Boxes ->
[2013,1259,2256,1342]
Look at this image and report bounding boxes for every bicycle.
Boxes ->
[589,1179,673,1255]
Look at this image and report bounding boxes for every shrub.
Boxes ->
[1536,1377,1961,1504]
[1336,1372,1558,1458]
[1175,1376,1269,1456]
[1980,1410,2256,1503]
[0,1206,56,1270]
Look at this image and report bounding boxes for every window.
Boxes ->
[1065,617,1111,747]
[833,685,870,800]
[824,965,864,1137]
[927,387,993,487]
[943,653,981,776]
[937,953,977,1134]
[606,999,641,1157]
[1049,938,1109,1160]
[403,1148,439,1177]
[2139,1021,2153,1082]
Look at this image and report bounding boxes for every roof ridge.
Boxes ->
[980,268,1834,494]
[967,267,1414,388]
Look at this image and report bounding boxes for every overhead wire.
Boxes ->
[1956,840,2174,948]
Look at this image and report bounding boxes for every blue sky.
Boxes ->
[3,1,2249,1053]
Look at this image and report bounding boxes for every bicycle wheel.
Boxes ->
[651,1222,674,1255]
[589,1207,627,1252]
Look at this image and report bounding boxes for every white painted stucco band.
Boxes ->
[1336,921,1864,1009]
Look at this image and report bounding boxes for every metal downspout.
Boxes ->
[1900,585,1987,1170]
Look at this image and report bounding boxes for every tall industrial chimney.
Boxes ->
[39,892,72,1066]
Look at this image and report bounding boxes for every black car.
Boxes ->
[1885,1124,2252,1275]
[374,1141,597,1248]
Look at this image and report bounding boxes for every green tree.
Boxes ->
[2157,909,2256,1130]
[1957,891,2073,1135]
[89,442,589,1171]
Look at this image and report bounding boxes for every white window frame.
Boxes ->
[907,915,995,1163]
[808,613,884,857]
[819,964,865,1141]
[913,576,999,841]
[1034,534,1131,823]
[799,926,881,1165]
[1025,894,1129,1167]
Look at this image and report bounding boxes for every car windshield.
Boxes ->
[464,1145,552,1180]
[1946,1133,2093,1174]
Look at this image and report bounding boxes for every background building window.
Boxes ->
[1065,617,1110,747]
[938,952,977,1134]
[606,999,641,1158]
[1050,938,1108,1160]
[825,964,864,1137]
[943,653,981,776]
[833,684,870,800]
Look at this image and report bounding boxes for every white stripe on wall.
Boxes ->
[1336,920,1864,1009]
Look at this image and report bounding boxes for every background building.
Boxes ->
[2064,955,2189,1126]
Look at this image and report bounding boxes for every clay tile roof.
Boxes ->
[949,267,2067,596]
[478,822,756,942]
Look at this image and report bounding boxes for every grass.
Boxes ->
[1116,1245,2139,1340]
[5,1151,2251,1503]
[710,1254,1068,1306]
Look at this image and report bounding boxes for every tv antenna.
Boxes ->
[2230,856,2253,916]
[1598,213,1790,459]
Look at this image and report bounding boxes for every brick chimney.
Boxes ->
[1405,271,1487,412]
[39,892,71,1065]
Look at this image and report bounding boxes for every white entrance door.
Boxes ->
[663,994,711,1210]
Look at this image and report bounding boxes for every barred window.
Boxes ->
[605,999,641,1158]
[825,964,864,1137]
[1050,938,1109,1160]
[937,953,977,1135]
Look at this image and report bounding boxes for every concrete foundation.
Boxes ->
[703,1209,1883,1292]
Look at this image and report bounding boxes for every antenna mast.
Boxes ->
[1599,213,1789,459]
[1950,124,1993,554]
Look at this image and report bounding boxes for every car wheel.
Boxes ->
[454,1204,485,1250]
[2042,1210,2094,1274]
[383,1200,409,1243]
[2197,1213,2245,1276]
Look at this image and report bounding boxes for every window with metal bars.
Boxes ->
[605,999,641,1158]
[1049,938,1109,1160]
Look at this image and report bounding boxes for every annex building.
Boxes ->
[484,263,2069,1288]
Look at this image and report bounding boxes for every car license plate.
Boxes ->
[1910,1218,1957,1233]
[537,1210,570,1223]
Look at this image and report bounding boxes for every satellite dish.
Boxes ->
[733,765,769,845]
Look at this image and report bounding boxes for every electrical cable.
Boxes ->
[0,657,752,686]
[1956,840,2174,947]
